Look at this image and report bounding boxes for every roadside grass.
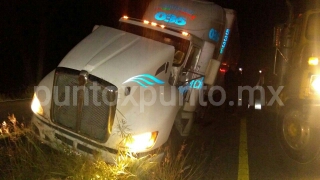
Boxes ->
[0,115,206,180]
[0,86,33,102]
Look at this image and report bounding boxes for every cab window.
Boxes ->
[306,13,320,41]
[184,46,201,72]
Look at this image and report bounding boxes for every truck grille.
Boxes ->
[51,67,117,142]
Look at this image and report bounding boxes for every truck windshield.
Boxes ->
[119,22,190,63]
[306,13,320,41]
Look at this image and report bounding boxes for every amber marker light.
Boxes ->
[308,57,319,66]
[160,25,165,28]
[182,31,189,36]
[143,20,150,24]
[151,22,157,26]
[123,15,128,19]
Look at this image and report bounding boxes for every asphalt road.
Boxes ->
[1,100,320,179]
[186,105,320,180]
[246,110,320,179]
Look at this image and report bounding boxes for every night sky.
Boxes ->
[0,0,313,93]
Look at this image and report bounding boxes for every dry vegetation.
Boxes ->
[0,114,206,180]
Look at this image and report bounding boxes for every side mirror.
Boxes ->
[169,51,186,86]
[173,51,185,66]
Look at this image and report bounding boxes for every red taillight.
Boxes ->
[220,68,226,73]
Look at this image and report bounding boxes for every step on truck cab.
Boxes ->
[31,0,239,163]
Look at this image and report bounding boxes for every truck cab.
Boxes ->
[30,0,238,163]
[267,7,320,163]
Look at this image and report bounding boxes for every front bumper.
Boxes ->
[30,114,165,163]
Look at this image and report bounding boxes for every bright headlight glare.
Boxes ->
[311,75,320,94]
[124,131,158,151]
[31,94,44,116]
[308,57,319,66]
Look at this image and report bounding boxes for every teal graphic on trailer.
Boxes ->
[155,12,187,26]
[123,74,165,88]
[178,77,204,94]
[209,28,220,42]
[154,4,195,26]
[220,29,230,54]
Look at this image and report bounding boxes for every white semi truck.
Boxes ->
[30,0,239,163]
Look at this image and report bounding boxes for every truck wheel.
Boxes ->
[277,105,320,163]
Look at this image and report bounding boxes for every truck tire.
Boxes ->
[277,104,320,163]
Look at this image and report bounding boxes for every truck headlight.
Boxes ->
[310,75,320,94]
[31,94,44,116]
[308,57,319,66]
[124,131,158,152]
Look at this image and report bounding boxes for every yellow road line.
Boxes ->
[238,118,249,180]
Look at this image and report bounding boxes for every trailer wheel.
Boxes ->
[277,105,320,163]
